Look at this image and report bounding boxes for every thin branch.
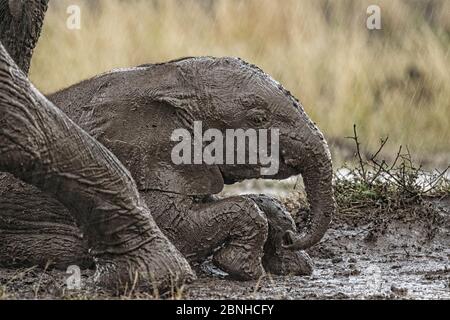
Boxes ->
[345,124,367,182]
[370,136,389,161]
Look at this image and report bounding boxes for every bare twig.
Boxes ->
[371,137,389,161]
[345,124,367,182]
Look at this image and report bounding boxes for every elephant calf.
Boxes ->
[0,0,333,291]
[1,57,335,280]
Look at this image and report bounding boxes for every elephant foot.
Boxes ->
[93,232,196,294]
[262,249,313,276]
[144,192,269,281]
[245,194,314,276]
[212,242,266,280]
[210,197,268,280]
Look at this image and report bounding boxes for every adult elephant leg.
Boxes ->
[141,191,268,280]
[0,0,49,74]
[0,44,194,291]
[244,195,313,276]
[0,172,92,269]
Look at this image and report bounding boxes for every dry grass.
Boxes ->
[29,0,450,163]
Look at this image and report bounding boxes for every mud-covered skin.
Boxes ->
[0,0,333,280]
[0,173,91,269]
[244,195,313,276]
[0,173,312,278]
[140,192,267,279]
[0,57,333,279]
[0,43,195,292]
[142,192,312,278]
[50,57,336,252]
[46,57,334,277]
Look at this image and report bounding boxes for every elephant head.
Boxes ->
[170,57,336,250]
[0,0,49,74]
[51,57,336,251]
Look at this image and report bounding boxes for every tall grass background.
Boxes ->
[30,0,450,168]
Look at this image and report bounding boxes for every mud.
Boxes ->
[1,192,448,300]
[186,195,450,299]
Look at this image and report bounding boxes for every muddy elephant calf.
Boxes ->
[1,57,334,280]
[0,0,332,288]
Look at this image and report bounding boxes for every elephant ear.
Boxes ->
[76,96,224,196]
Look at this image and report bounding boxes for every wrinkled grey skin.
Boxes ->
[0,0,48,73]
[0,43,195,291]
[245,195,313,276]
[51,57,336,250]
[0,0,194,292]
[0,0,335,280]
[1,57,334,279]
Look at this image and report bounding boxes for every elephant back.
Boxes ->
[49,65,224,196]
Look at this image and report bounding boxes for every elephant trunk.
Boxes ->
[285,129,336,250]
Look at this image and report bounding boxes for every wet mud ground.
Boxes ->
[0,195,449,300]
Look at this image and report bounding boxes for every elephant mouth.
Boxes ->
[282,230,297,247]
[216,150,298,185]
[218,166,237,184]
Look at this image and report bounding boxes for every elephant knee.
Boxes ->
[226,196,269,242]
[211,197,268,280]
